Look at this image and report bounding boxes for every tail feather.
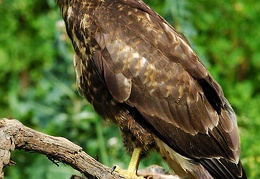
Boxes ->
[199,158,247,179]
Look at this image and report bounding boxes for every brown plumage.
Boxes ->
[57,0,247,178]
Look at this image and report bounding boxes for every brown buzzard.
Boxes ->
[57,0,247,178]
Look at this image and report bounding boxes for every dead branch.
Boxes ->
[0,118,179,179]
[0,118,121,179]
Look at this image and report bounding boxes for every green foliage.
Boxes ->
[0,0,259,178]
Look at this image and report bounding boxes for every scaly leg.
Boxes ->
[114,148,144,179]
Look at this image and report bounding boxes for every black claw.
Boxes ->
[111,165,117,174]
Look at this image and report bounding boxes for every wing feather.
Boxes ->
[89,0,242,177]
[92,0,239,155]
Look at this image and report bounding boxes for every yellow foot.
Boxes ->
[112,148,144,179]
[113,165,144,179]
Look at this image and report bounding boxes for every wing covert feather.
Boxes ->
[91,0,240,165]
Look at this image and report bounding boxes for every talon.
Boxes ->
[112,148,144,179]
[111,165,116,174]
[111,165,120,174]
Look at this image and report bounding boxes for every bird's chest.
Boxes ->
[75,54,128,127]
[76,56,112,110]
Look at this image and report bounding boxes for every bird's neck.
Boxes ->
[57,0,104,20]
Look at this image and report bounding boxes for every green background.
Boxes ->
[0,0,259,178]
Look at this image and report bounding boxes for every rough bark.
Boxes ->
[0,118,179,179]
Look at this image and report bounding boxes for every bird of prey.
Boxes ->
[57,0,247,178]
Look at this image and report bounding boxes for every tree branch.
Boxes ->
[0,118,121,179]
[0,118,179,179]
